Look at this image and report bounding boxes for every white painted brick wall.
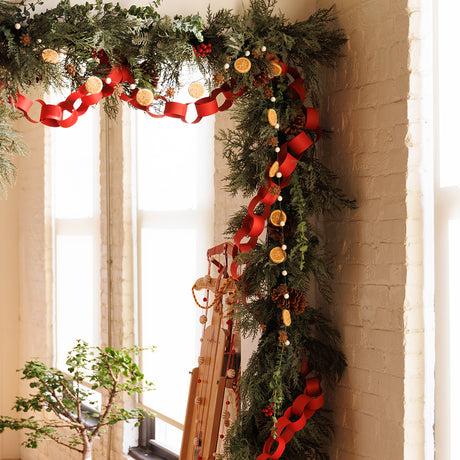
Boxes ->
[316,0,426,458]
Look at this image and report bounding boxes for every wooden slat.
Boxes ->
[180,367,199,460]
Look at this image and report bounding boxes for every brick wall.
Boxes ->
[316,0,426,458]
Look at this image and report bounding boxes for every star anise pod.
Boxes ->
[65,63,77,76]
[264,86,274,99]
[114,84,124,97]
[19,33,31,47]
[165,87,175,99]
[279,331,288,344]
[267,136,278,147]
[213,72,225,87]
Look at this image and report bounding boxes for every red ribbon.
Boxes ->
[257,364,324,460]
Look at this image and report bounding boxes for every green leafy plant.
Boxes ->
[0,340,154,460]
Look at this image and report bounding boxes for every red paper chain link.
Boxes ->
[257,364,324,460]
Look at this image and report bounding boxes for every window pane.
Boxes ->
[438,3,460,188]
[51,108,99,219]
[140,228,204,423]
[155,418,183,454]
[136,115,214,212]
[55,235,100,370]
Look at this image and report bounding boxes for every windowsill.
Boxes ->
[129,441,179,460]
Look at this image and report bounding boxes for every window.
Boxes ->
[132,70,215,454]
[49,96,101,370]
[48,68,215,457]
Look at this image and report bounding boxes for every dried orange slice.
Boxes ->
[136,88,154,106]
[268,161,279,178]
[188,81,205,98]
[267,108,278,126]
[41,49,59,64]
[282,309,291,327]
[84,76,103,94]
[269,247,286,264]
[234,57,252,74]
[269,209,287,227]
[270,61,283,77]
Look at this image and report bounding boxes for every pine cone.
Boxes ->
[65,63,77,76]
[289,288,307,315]
[271,284,289,308]
[253,71,269,88]
[19,33,31,47]
[271,285,307,314]
[284,110,307,137]
[141,61,160,88]
[265,52,279,62]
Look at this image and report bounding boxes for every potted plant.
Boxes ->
[0,340,154,460]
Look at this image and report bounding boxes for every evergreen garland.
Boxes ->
[0,1,353,459]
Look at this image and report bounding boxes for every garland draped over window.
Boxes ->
[0,1,354,459]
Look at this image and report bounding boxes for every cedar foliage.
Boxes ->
[0,1,353,459]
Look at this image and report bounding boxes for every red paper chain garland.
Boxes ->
[230,66,322,279]
[257,364,324,460]
[8,63,244,128]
